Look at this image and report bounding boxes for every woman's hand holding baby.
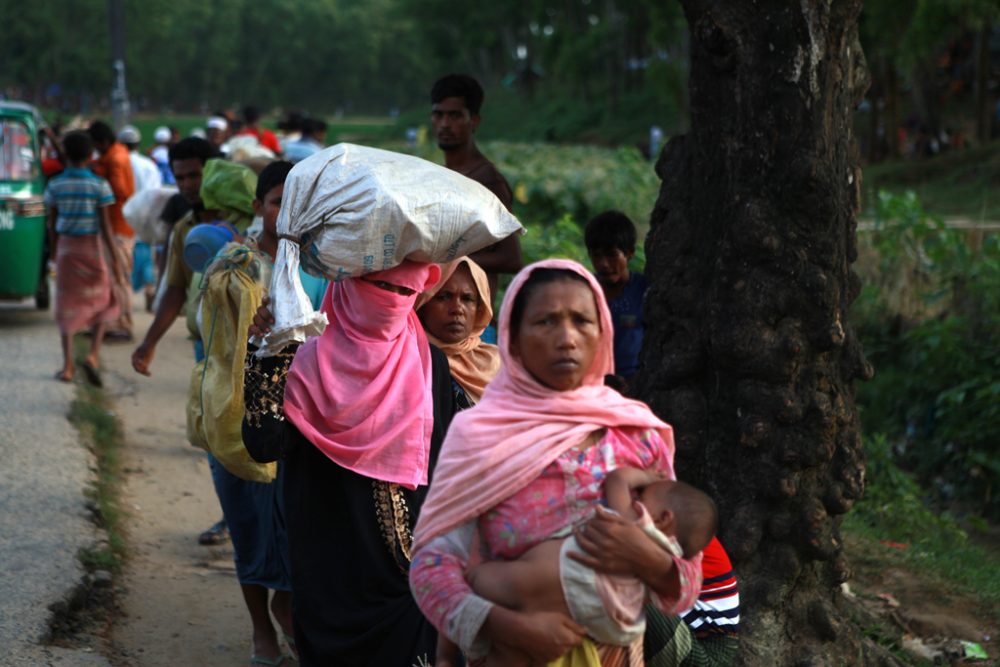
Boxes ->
[571,506,678,596]
[485,606,585,664]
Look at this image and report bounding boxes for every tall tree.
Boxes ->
[636,2,898,664]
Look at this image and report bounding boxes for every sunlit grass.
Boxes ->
[68,337,126,573]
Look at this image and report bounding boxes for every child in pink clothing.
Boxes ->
[464,467,716,666]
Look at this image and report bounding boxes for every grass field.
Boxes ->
[863,140,1000,220]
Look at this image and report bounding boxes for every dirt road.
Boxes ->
[0,300,112,666]
[101,311,265,666]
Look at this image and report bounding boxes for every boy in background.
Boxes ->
[45,131,122,385]
[585,210,648,386]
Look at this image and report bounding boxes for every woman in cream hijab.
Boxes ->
[415,257,501,406]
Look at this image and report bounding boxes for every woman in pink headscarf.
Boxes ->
[409,259,703,666]
[242,260,459,666]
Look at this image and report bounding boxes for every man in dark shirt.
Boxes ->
[431,74,523,323]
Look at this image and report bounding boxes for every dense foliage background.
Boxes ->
[2,0,997,151]
[0,0,688,137]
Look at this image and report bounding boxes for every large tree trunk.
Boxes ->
[636,2,892,665]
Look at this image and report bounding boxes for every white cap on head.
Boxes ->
[207,116,228,131]
[154,126,171,143]
[190,128,207,139]
[117,124,141,144]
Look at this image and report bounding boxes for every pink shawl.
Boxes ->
[283,261,442,489]
[413,258,673,550]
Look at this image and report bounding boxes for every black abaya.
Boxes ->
[243,344,456,667]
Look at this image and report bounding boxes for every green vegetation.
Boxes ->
[489,142,660,233]
[0,0,690,139]
[68,340,126,573]
[859,1,999,163]
[388,139,659,235]
[391,86,678,148]
[844,435,1000,619]
[844,186,1000,620]
[3,0,996,161]
[864,142,1000,220]
[853,191,1000,518]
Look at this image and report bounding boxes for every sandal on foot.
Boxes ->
[81,360,103,388]
[54,370,73,383]
[198,519,229,546]
[283,632,298,660]
[250,655,288,666]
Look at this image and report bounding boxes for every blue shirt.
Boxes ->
[284,138,323,164]
[44,167,115,235]
[151,146,175,185]
[607,271,648,379]
[299,268,329,310]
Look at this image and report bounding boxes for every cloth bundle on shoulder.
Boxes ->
[123,186,177,245]
[257,143,524,356]
[187,243,276,483]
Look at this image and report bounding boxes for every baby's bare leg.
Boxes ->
[467,539,570,616]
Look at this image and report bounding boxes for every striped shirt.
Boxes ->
[44,167,115,236]
[682,537,741,638]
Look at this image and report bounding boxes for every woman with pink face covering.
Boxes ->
[409,259,703,667]
[242,260,459,666]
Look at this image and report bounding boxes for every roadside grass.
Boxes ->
[68,337,126,574]
[843,435,1000,622]
[44,338,128,647]
[863,141,1000,220]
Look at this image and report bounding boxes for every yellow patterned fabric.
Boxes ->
[547,639,603,667]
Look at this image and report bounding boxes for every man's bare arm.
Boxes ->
[469,233,523,274]
[131,284,185,376]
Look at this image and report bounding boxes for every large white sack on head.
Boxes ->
[124,186,177,245]
[255,143,523,356]
[281,144,522,278]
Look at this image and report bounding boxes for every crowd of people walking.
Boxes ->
[40,74,739,666]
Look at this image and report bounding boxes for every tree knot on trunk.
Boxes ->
[694,15,737,72]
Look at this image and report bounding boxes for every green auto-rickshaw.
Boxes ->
[0,101,49,308]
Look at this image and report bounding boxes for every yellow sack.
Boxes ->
[187,243,276,483]
[547,638,602,667]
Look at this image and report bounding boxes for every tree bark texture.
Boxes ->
[636,2,892,665]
